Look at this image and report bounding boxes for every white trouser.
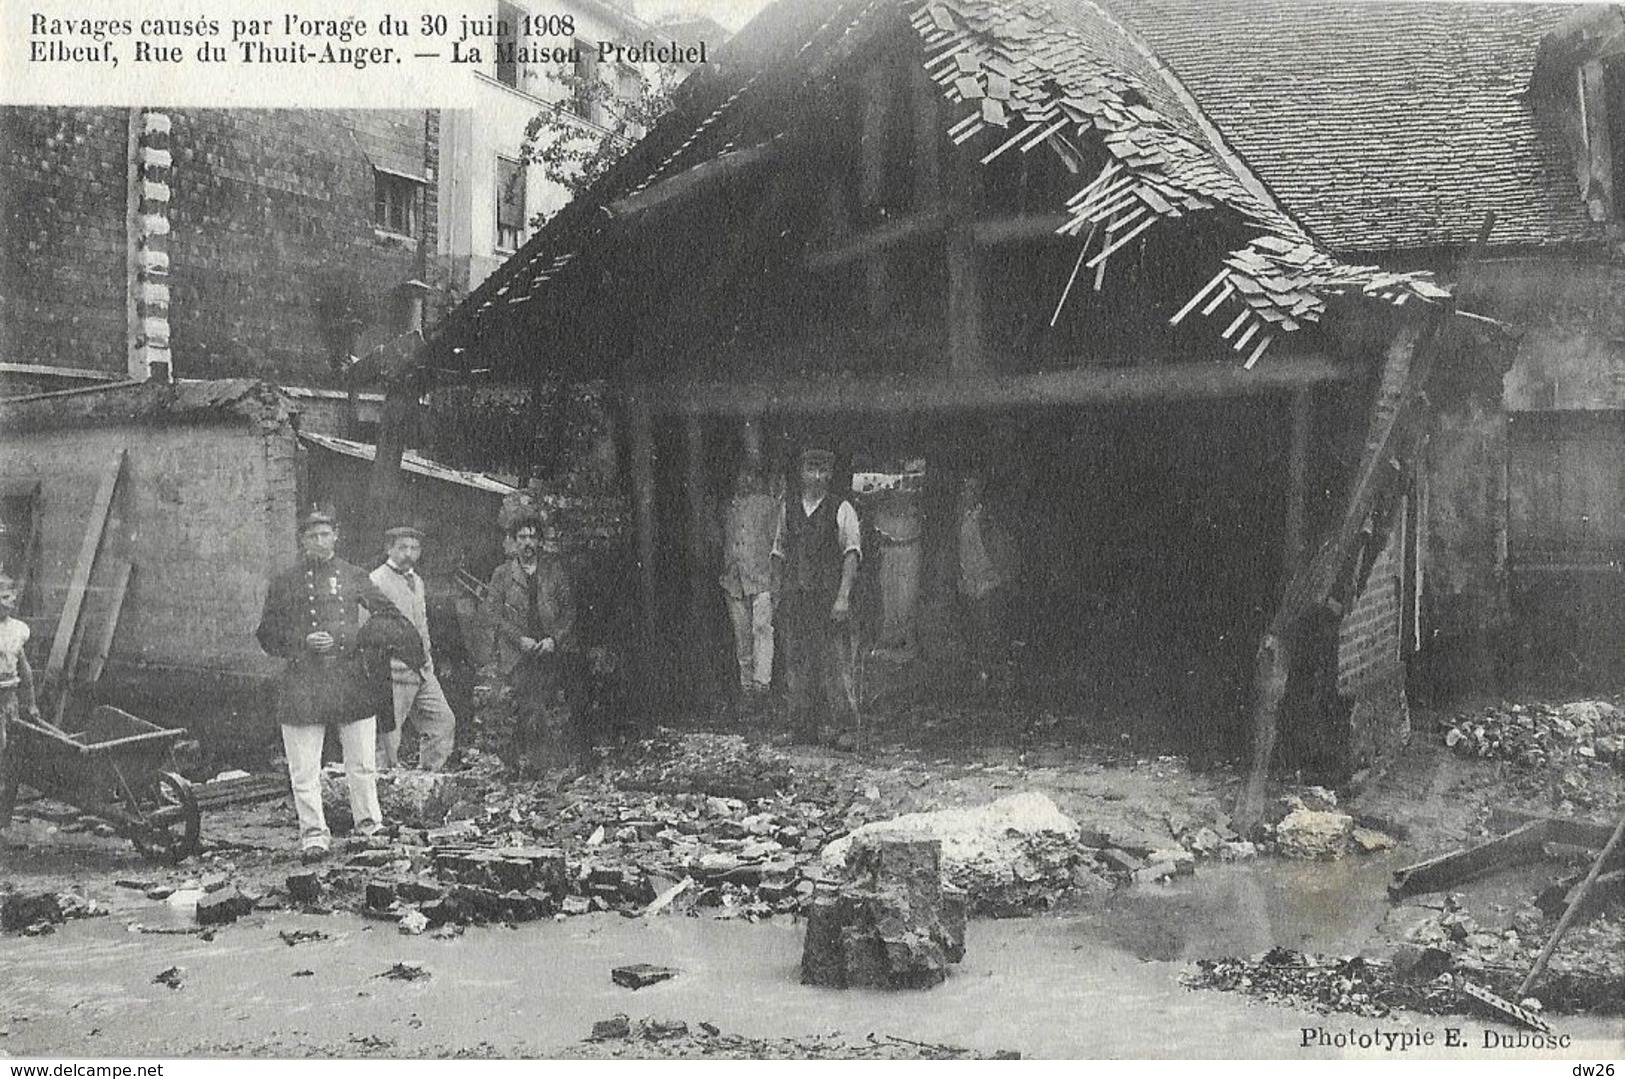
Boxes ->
[281,716,380,850]
[377,670,457,771]
[724,590,774,689]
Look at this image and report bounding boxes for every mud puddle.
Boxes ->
[4,889,1621,1059]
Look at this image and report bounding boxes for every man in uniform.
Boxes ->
[483,512,577,777]
[256,505,398,861]
[371,525,457,771]
[772,447,861,746]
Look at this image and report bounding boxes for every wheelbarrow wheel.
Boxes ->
[130,771,201,864]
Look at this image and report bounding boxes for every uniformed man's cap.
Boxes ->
[384,525,424,542]
[300,503,338,533]
[799,447,835,469]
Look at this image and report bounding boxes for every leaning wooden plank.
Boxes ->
[639,876,694,917]
[1518,811,1625,999]
[1388,820,1552,897]
[47,451,126,678]
[81,559,133,687]
[1456,979,1553,1034]
[1488,806,1618,849]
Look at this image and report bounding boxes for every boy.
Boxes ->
[0,574,41,828]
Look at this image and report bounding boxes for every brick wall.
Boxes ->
[0,107,130,375]
[1336,514,1410,769]
[167,109,438,386]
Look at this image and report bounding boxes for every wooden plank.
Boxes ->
[946,156,983,374]
[1518,811,1625,998]
[48,451,125,678]
[81,559,133,687]
[911,57,943,207]
[633,354,1363,417]
[1488,805,1621,848]
[804,209,949,271]
[1389,820,1552,897]
[683,415,708,617]
[609,139,785,222]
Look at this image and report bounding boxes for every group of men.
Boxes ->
[720,447,1020,741]
[719,446,867,748]
[255,505,574,860]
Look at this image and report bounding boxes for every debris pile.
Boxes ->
[1259,788,1394,860]
[570,1016,1014,1059]
[1439,700,1625,773]
[820,791,1083,912]
[802,837,965,990]
[0,889,107,935]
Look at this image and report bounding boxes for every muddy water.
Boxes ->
[4,864,1622,1060]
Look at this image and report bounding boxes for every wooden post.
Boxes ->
[946,148,984,374]
[1282,387,1311,589]
[367,330,427,539]
[630,396,658,691]
[911,58,942,208]
[860,60,894,322]
[1235,312,1445,833]
[683,412,709,617]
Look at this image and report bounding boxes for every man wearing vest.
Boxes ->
[772,446,862,746]
[371,525,457,771]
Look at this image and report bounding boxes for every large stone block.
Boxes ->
[801,837,964,990]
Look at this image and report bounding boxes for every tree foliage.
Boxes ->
[517,64,682,224]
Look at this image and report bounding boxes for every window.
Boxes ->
[571,45,606,125]
[374,169,421,237]
[496,1,522,88]
[496,156,526,251]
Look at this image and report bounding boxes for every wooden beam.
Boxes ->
[1390,820,1552,897]
[946,147,984,373]
[804,209,948,272]
[629,396,657,703]
[1282,387,1312,591]
[634,354,1362,417]
[1236,312,1447,833]
[910,57,942,208]
[683,414,709,618]
[972,214,1071,248]
[609,138,785,222]
[48,451,124,679]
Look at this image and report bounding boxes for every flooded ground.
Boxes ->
[3,862,1621,1060]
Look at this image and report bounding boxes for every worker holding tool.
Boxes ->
[0,573,40,829]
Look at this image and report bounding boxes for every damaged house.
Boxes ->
[406,0,1625,823]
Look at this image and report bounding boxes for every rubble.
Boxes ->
[152,967,185,990]
[571,1016,1011,1059]
[1440,700,1624,765]
[378,961,430,981]
[819,792,1082,912]
[1,889,107,933]
[1273,807,1355,859]
[611,964,678,989]
[196,886,255,926]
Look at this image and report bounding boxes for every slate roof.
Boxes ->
[1110,0,1602,253]
[437,0,1558,370]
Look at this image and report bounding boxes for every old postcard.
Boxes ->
[0,0,1622,1069]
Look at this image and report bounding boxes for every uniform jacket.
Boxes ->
[256,556,396,726]
[483,555,575,677]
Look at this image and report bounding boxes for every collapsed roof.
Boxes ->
[428,0,1591,376]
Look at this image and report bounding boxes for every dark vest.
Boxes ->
[783,496,845,608]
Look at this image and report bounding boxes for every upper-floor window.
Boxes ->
[571,44,606,126]
[496,1,522,88]
[496,155,526,251]
[374,168,422,237]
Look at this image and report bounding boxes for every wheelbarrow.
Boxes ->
[1,704,201,864]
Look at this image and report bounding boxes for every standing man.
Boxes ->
[956,473,1020,694]
[483,512,577,777]
[256,505,397,861]
[719,454,780,712]
[773,447,861,746]
[371,525,457,771]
